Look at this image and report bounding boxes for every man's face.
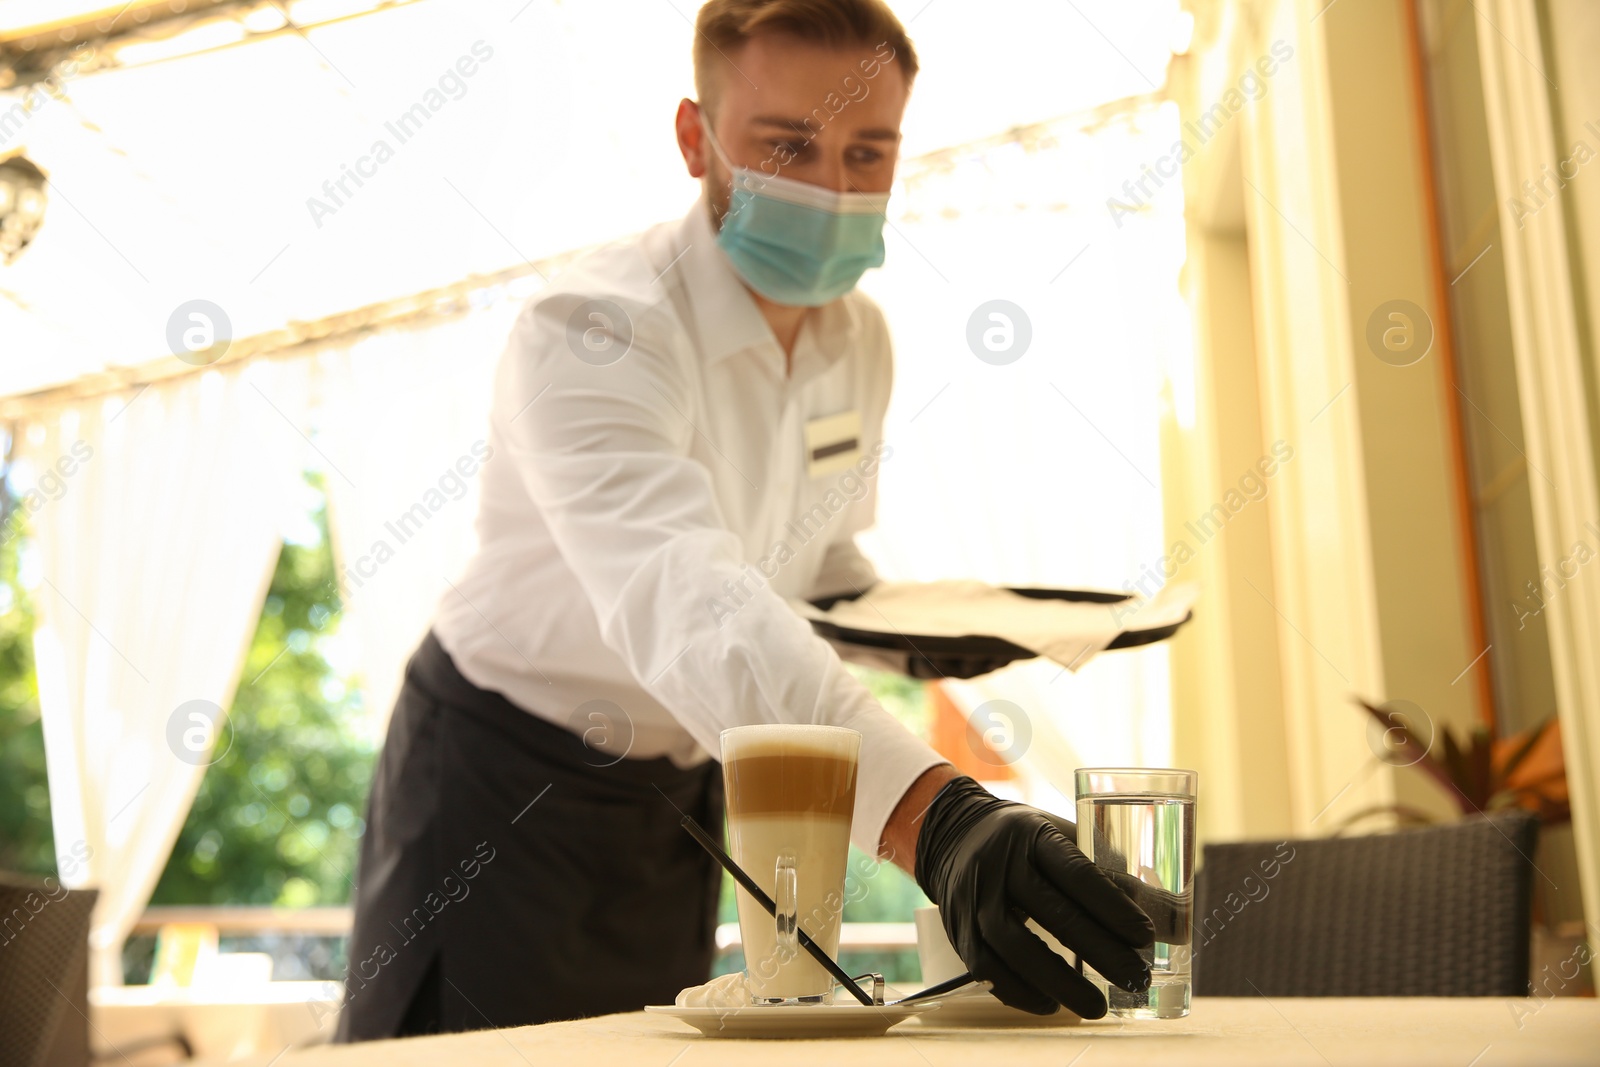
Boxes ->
[678,33,911,224]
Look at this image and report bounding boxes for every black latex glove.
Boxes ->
[914,776,1155,1018]
[1103,870,1191,945]
[1040,814,1193,946]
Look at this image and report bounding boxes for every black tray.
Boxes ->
[806,586,1193,680]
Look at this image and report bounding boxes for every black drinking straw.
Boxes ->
[891,970,980,1006]
[678,813,875,1007]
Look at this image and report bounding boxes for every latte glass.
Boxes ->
[721,724,860,1004]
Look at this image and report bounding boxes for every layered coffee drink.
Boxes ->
[721,724,860,1003]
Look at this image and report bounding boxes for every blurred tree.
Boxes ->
[0,492,56,877]
[148,473,374,907]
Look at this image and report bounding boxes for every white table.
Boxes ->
[217,997,1599,1066]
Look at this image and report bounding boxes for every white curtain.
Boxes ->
[315,303,518,735]
[22,360,310,986]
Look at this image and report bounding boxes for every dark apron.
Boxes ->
[335,631,724,1041]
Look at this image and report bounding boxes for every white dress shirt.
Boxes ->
[432,197,946,855]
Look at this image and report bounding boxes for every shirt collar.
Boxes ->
[673,197,777,366]
[670,197,863,376]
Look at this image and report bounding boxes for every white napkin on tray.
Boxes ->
[796,581,1197,673]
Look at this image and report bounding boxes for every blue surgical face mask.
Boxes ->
[702,117,891,307]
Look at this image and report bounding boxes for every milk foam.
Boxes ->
[721,724,861,762]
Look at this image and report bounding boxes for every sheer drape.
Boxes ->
[21,361,310,986]
[315,306,516,733]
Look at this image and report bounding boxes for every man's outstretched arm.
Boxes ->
[881,765,1154,1018]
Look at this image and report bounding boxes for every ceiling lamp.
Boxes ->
[0,151,47,264]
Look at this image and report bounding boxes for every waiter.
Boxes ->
[337,0,1154,1040]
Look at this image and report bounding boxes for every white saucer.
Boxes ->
[908,987,1082,1028]
[645,1001,934,1038]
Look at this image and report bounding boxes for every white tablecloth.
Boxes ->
[208,997,1599,1066]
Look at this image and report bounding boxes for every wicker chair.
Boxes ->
[0,871,99,1067]
[1192,810,1538,997]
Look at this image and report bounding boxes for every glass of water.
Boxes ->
[1074,767,1197,1019]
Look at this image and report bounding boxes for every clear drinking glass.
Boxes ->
[1074,767,1197,1019]
[721,724,860,1004]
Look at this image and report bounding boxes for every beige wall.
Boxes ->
[1174,0,1600,946]
[1170,0,1489,840]
[1321,0,1488,816]
[1165,213,1294,842]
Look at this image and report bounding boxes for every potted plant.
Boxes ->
[1338,698,1569,832]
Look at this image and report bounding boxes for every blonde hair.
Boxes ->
[693,0,918,117]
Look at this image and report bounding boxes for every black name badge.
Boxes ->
[804,410,862,478]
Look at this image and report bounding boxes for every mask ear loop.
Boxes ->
[697,104,734,172]
[699,105,764,229]
[699,106,772,199]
